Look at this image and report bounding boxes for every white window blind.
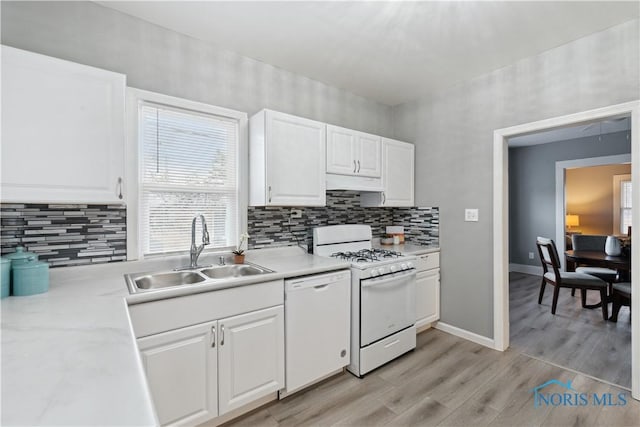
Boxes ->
[140,102,239,255]
[621,180,632,235]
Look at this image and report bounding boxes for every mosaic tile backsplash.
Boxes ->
[248,191,439,251]
[1,192,438,267]
[1,204,126,267]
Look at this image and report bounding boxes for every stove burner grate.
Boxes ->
[330,249,403,263]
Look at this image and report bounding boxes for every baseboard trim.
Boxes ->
[509,263,543,276]
[434,321,496,350]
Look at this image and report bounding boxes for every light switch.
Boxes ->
[465,208,479,222]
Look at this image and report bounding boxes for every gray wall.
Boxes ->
[509,131,631,266]
[392,19,640,338]
[0,1,393,136]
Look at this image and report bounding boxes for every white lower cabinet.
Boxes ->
[131,280,285,426]
[218,306,284,414]
[138,321,218,426]
[138,306,284,426]
[414,252,441,329]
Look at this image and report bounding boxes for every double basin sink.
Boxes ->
[125,263,274,294]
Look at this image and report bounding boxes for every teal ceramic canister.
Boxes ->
[5,246,39,267]
[1,257,10,298]
[12,257,49,296]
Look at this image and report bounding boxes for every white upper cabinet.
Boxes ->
[361,138,415,207]
[250,110,326,206]
[357,132,382,177]
[326,125,381,178]
[1,46,126,203]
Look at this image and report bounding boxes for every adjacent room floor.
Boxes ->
[510,271,632,389]
[223,328,638,427]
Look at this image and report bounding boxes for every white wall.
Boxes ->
[392,19,640,338]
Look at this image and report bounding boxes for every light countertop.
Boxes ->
[1,246,350,426]
[372,240,440,255]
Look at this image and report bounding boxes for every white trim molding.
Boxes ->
[509,263,543,276]
[494,100,640,400]
[124,87,248,260]
[434,322,496,350]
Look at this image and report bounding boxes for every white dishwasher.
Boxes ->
[283,270,351,396]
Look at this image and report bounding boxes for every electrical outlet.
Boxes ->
[290,209,302,219]
[464,208,479,222]
[529,252,534,259]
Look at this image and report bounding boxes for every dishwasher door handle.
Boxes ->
[314,284,329,290]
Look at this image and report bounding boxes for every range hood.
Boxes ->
[326,173,383,192]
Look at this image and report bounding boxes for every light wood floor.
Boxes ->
[510,272,632,389]
[224,328,638,426]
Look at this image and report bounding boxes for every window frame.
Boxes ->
[126,88,248,260]
[613,173,632,236]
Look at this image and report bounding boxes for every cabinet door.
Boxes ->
[326,125,357,175]
[138,321,218,426]
[1,46,125,203]
[416,269,440,328]
[218,306,284,415]
[265,111,326,206]
[356,132,382,178]
[382,138,414,206]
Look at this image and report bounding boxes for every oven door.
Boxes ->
[360,270,416,346]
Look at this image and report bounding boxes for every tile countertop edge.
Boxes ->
[0,246,350,426]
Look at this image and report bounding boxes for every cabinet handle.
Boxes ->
[268,186,272,203]
[117,177,123,200]
[220,325,225,346]
[357,160,360,173]
[211,326,216,348]
[353,160,357,173]
[382,192,386,205]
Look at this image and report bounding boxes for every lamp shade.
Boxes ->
[566,214,580,227]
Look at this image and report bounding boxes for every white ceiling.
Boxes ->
[508,117,631,147]
[96,1,639,106]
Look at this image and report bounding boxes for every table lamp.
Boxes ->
[566,214,580,230]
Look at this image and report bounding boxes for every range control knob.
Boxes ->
[406,262,414,269]
[389,265,396,273]
[378,267,387,275]
[401,263,408,270]
[371,269,379,277]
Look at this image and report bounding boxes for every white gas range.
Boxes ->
[313,224,417,377]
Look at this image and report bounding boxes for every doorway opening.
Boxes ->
[493,100,640,399]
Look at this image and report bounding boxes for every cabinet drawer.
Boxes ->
[413,252,439,272]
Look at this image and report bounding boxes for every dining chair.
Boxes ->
[610,282,631,322]
[536,237,609,320]
[570,234,618,296]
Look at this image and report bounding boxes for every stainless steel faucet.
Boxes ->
[189,214,210,268]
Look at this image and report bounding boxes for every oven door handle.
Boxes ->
[361,270,416,288]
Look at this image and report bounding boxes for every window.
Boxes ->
[620,180,632,234]
[613,174,632,235]
[135,96,245,256]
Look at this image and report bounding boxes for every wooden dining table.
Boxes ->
[564,250,631,275]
